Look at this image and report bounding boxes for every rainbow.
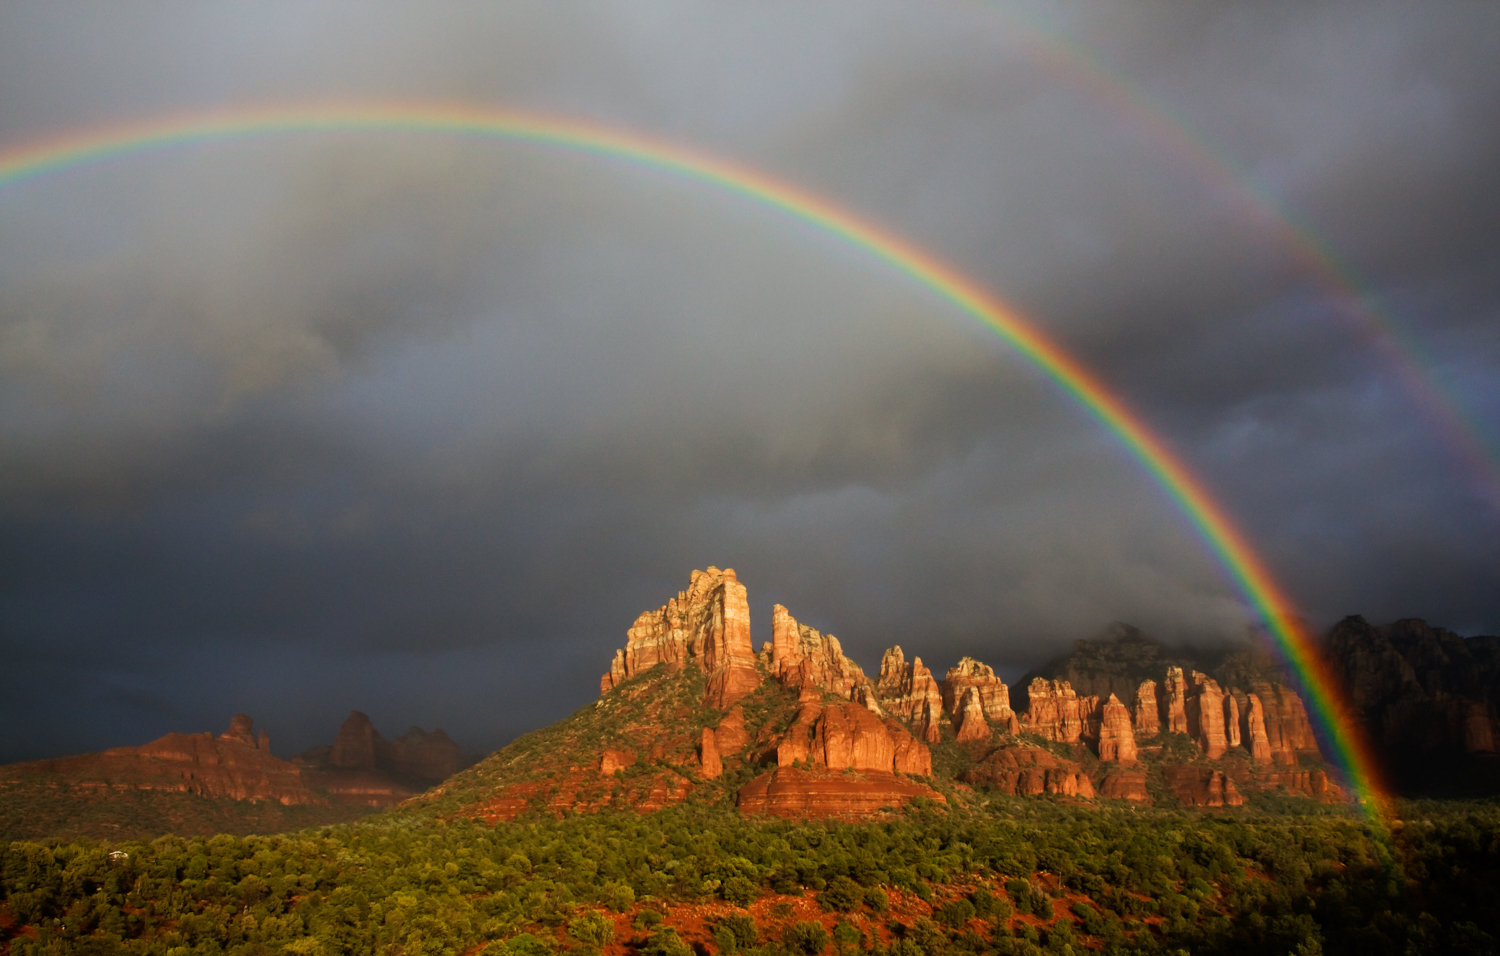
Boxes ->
[1011,19,1500,514]
[0,102,1391,820]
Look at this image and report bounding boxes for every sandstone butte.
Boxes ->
[0,715,324,806]
[294,711,471,807]
[440,567,1342,826]
[0,711,471,814]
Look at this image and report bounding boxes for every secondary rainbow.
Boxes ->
[0,101,1391,821]
[1008,17,1500,513]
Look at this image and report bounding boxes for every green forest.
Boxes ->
[4,794,1500,956]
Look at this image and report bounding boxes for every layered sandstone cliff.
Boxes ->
[768,605,870,699]
[600,567,762,709]
[941,657,1019,734]
[876,647,945,744]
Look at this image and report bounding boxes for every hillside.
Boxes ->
[418,568,1343,828]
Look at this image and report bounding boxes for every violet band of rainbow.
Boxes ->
[0,102,1392,822]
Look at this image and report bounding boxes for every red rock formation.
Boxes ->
[876,647,944,744]
[960,745,1094,798]
[1246,693,1273,762]
[296,712,470,805]
[774,701,931,777]
[1187,672,1228,759]
[711,706,750,764]
[1263,769,1340,802]
[1253,680,1320,765]
[5,716,326,806]
[954,688,991,743]
[699,729,722,779]
[600,750,636,774]
[598,567,763,709]
[1164,765,1243,807]
[387,727,464,782]
[888,719,934,776]
[769,605,869,697]
[1097,694,1137,763]
[1096,768,1150,803]
[942,658,1018,732]
[1162,667,1190,734]
[329,711,381,770]
[1224,694,1242,749]
[1134,680,1161,737]
[1022,679,1085,743]
[737,766,943,819]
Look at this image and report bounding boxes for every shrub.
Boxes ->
[717,914,759,951]
[723,876,760,907]
[784,921,830,956]
[641,927,694,956]
[489,934,555,956]
[568,911,615,949]
[933,898,975,929]
[819,876,863,913]
[865,887,890,913]
[833,921,862,953]
[634,909,664,931]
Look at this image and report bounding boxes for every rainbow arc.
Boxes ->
[0,101,1391,822]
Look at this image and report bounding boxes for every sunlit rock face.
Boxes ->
[769,604,869,699]
[599,567,762,709]
[960,744,1094,799]
[1022,678,1087,743]
[941,657,1018,734]
[877,646,944,744]
[1096,694,1138,763]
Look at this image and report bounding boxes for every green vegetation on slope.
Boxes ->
[0,781,372,845]
[4,796,1500,955]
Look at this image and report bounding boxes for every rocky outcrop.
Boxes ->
[1225,694,1241,749]
[1022,679,1086,743]
[1134,680,1160,737]
[737,766,943,819]
[1162,667,1190,734]
[329,711,381,770]
[1164,765,1243,807]
[1096,767,1150,802]
[1096,694,1137,763]
[1187,672,1228,759]
[699,729,722,779]
[1251,681,1318,766]
[774,701,930,776]
[1246,694,1273,762]
[954,688,991,742]
[296,711,470,806]
[599,567,762,709]
[387,727,465,783]
[769,605,869,698]
[942,658,1019,733]
[960,744,1094,798]
[2,716,325,806]
[877,647,944,744]
[1326,616,1500,765]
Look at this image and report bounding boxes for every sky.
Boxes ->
[1,1,1497,763]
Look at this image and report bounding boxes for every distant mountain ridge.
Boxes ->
[0,711,470,841]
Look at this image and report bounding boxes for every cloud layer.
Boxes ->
[1,1,1497,761]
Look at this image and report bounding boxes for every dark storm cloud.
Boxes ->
[1,1,1497,761]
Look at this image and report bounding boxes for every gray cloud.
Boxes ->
[1,1,1497,761]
